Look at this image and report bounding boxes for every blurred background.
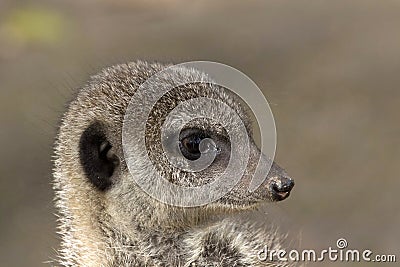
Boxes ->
[0,0,399,266]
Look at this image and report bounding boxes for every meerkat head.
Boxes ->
[54,61,294,235]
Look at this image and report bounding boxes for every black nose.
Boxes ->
[270,177,294,201]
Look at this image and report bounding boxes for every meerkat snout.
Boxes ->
[269,175,294,201]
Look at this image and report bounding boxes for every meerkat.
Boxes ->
[53,61,295,267]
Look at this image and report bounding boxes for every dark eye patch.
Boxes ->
[79,122,119,191]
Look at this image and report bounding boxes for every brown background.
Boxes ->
[0,0,399,266]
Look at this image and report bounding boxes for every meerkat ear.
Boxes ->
[79,122,119,191]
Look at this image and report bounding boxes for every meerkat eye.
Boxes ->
[179,129,210,161]
[79,122,119,191]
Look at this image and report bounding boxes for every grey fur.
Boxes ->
[53,61,295,266]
